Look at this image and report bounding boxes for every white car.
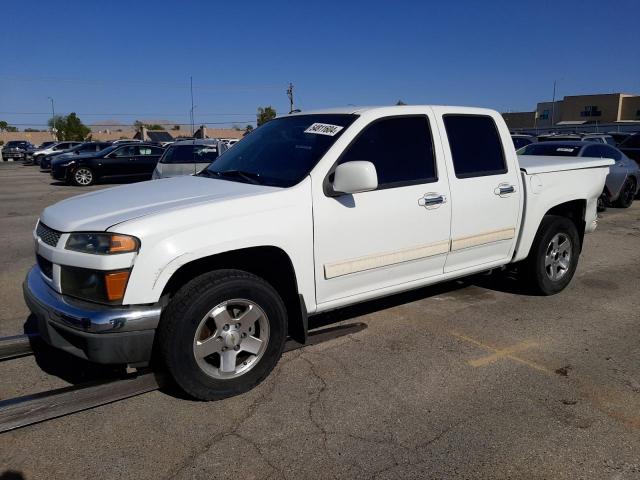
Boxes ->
[31,141,83,164]
[24,105,612,400]
[152,139,228,179]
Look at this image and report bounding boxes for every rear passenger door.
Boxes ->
[134,146,164,177]
[434,110,522,273]
[103,145,137,177]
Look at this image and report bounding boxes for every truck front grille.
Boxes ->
[36,222,62,247]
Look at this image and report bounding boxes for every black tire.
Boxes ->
[597,194,607,212]
[523,215,580,295]
[614,178,636,208]
[70,166,95,186]
[157,269,287,401]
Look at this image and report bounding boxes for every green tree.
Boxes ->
[47,113,90,141]
[172,125,181,131]
[0,120,8,131]
[256,106,276,127]
[146,124,163,130]
[5,126,18,132]
[245,124,254,133]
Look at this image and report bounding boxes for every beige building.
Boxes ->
[0,127,244,146]
[503,92,640,130]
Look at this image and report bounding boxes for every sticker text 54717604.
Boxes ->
[304,123,344,136]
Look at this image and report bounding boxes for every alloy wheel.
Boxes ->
[74,168,93,185]
[193,299,270,379]
[544,233,572,281]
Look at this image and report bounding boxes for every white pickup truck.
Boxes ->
[24,106,613,400]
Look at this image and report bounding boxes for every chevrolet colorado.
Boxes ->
[24,106,613,400]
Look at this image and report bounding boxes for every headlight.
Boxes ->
[65,233,140,254]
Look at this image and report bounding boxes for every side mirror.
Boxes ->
[332,161,378,195]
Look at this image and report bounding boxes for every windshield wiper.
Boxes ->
[208,169,262,185]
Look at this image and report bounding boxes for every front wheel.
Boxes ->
[157,269,287,401]
[614,178,636,208]
[523,215,580,295]
[71,166,95,186]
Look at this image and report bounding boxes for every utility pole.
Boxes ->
[190,76,195,136]
[47,96,56,140]
[550,80,557,128]
[287,82,294,113]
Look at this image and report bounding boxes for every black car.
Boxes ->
[511,134,536,149]
[51,143,165,186]
[619,133,640,166]
[40,142,112,171]
[2,141,34,161]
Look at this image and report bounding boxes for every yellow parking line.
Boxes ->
[448,330,553,374]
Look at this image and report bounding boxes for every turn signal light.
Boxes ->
[104,271,130,301]
[109,235,139,253]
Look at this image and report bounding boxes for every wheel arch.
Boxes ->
[161,246,308,344]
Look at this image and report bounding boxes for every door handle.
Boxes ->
[418,193,447,208]
[494,183,515,196]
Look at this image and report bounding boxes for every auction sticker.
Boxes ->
[304,123,344,136]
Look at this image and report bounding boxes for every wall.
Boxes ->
[620,96,640,121]
[559,94,622,123]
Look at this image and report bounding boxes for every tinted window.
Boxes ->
[113,146,136,157]
[512,137,533,149]
[605,137,616,146]
[207,114,357,188]
[444,115,506,178]
[583,145,621,161]
[338,116,436,188]
[520,143,581,156]
[161,144,219,164]
[620,134,640,148]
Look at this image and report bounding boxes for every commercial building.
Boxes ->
[503,93,640,131]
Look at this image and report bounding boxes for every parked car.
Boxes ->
[1,141,34,161]
[112,139,143,144]
[581,134,616,145]
[511,134,536,149]
[29,141,83,165]
[538,133,582,142]
[152,140,227,179]
[50,142,165,186]
[619,133,640,166]
[40,142,112,171]
[25,105,612,401]
[519,141,639,208]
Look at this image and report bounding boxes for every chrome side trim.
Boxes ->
[324,241,450,279]
[23,266,161,333]
[451,227,515,251]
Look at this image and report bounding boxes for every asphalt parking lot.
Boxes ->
[1,162,639,479]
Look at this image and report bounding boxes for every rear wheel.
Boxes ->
[523,215,580,295]
[158,269,287,401]
[71,166,95,186]
[614,178,636,208]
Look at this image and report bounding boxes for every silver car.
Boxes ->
[152,139,228,179]
[519,141,640,208]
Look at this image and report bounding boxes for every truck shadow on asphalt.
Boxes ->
[20,269,533,389]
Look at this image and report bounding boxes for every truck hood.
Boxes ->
[40,175,279,232]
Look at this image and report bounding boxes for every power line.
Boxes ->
[0,75,284,93]
[6,121,255,127]
[0,112,256,116]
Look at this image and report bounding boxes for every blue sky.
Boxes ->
[1,0,639,129]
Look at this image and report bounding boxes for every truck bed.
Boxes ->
[518,155,615,175]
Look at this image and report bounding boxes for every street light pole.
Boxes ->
[550,80,557,128]
[47,96,56,140]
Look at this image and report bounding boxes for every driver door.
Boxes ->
[312,112,451,305]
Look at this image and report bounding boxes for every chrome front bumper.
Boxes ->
[23,266,161,365]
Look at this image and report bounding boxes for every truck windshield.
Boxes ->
[205,114,357,187]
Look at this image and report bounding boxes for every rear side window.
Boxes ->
[444,115,507,178]
[338,116,436,188]
[161,145,219,164]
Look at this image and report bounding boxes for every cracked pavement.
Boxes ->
[1,163,640,479]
